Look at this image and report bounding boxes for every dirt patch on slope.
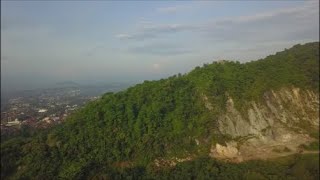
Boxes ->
[210,132,316,163]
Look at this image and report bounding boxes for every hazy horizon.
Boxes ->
[1,1,319,92]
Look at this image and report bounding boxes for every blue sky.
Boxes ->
[1,1,319,91]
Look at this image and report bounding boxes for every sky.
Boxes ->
[1,0,319,92]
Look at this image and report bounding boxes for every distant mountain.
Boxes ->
[1,42,319,179]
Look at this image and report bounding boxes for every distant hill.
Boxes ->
[1,42,319,179]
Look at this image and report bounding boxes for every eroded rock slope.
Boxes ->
[209,87,319,161]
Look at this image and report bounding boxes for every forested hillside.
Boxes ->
[1,42,319,179]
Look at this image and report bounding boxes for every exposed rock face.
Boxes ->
[217,87,319,138]
[210,141,239,159]
[208,87,319,161]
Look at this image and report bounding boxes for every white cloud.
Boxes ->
[155,2,213,14]
[152,63,160,70]
[115,23,196,40]
[156,3,194,14]
[157,6,179,13]
[117,0,318,43]
[115,34,133,39]
[215,0,318,25]
[202,0,319,44]
[129,43,192,56]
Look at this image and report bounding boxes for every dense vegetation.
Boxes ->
[50,154,318,180]
[1,42,319,179]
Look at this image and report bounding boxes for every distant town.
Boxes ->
[1,82,132,137]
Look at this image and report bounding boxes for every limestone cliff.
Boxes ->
[207,87,319,161]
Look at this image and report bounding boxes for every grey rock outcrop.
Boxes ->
[217,87,319,138]
[207,87,319,161]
